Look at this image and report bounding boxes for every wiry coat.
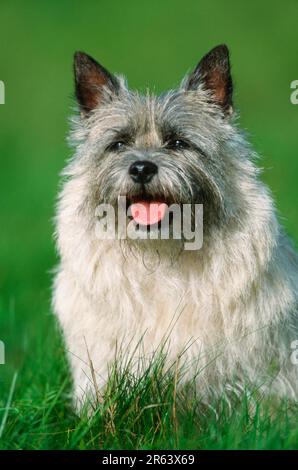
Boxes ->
[53,47,298,410]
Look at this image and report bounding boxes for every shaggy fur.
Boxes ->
[53,45,298,411]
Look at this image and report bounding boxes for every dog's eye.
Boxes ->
[108,141,126,152]
[167,139,190,150]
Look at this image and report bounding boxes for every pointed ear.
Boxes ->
[185,45,233,114]
[74,51,119,115]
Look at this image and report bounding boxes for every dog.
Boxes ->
[53,45,298,411]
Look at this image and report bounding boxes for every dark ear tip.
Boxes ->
[208,44,230,60]
[74,51,87,72]
[74,51,98,71]
[215,44,229,52]
[74,51,86,62]
[74,50,85,57]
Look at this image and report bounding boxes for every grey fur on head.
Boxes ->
[53,45,298,412]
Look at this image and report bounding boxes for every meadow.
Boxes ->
[0,0,297,449]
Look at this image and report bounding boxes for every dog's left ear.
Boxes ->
[74,51,120,116]
[185,44,233,115]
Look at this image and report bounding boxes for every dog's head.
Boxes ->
[67,45,248,249]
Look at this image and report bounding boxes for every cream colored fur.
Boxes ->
[53,50,298,411]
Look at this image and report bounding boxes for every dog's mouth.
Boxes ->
[126,193,170,227]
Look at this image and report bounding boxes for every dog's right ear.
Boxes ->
[74,51,119,115]
[184,45,233,115]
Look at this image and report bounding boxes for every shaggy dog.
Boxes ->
[53,45,298,411]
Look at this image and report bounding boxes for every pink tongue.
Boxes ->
[130,201,167,226]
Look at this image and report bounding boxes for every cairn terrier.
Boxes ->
[53,45,298,411]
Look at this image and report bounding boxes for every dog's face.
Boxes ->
[70,46,240,245]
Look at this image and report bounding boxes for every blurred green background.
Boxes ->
[0,0,297,393]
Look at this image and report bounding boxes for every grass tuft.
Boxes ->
[0,310,297,450]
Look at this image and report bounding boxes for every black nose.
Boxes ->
[129,160,158,184]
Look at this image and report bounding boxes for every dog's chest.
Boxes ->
[95,250,217,353]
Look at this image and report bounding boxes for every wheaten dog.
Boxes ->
[53,45,298,411]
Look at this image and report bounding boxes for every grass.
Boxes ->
[0,0,298,450]
[0,306,298,450]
